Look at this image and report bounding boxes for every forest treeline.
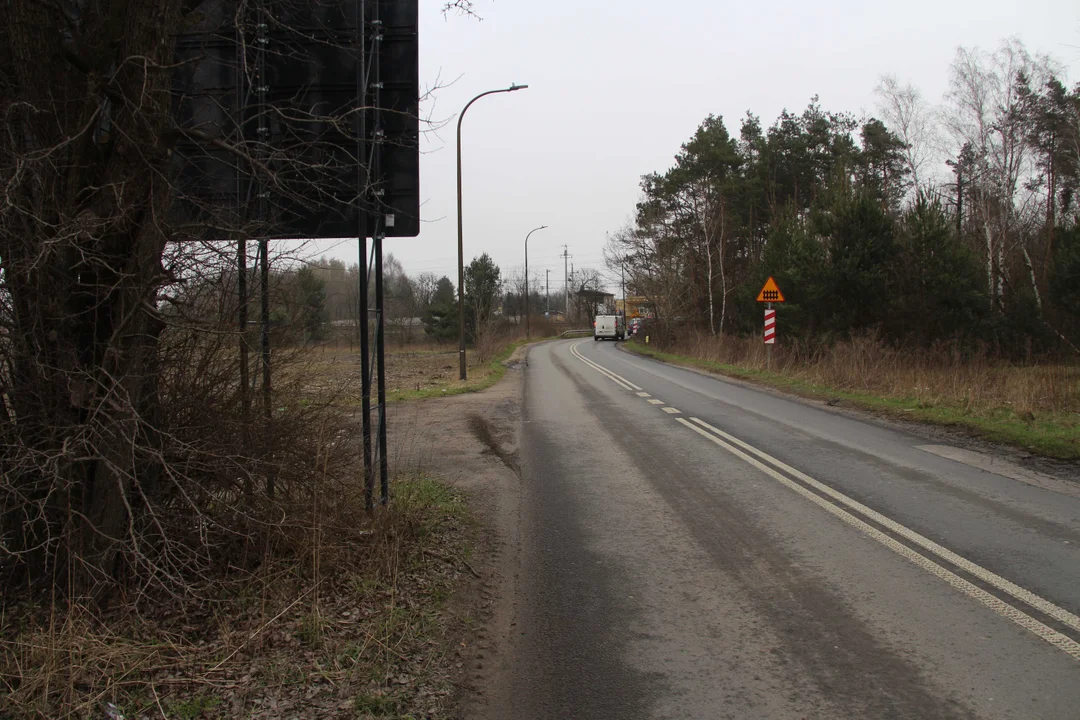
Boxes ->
[608,39,1080,357]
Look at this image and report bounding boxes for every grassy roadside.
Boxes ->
[386,335,553,403]
[623,342,1080,460]
[0,474,477,719]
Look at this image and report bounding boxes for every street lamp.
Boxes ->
[524,225,548,337]
[456,83,529,380]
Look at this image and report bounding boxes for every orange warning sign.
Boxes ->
[756,276,785,303]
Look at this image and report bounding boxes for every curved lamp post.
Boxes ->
[456,83,529,380]
[524,225,548,337]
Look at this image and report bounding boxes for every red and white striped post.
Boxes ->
[764,305,775,371]
[756,277,784,372]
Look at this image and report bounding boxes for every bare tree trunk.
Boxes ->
[981,202,997,310]
[706,237,715,336]
[996,234,1006,305]
[1022,245,1042,311]
[718,200,727,338]
[1,0,182,594]
[693,188,716,337]
[1042,158,1056,287]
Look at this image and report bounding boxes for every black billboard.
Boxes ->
[172,0,419,239]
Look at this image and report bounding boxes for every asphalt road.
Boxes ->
[498,338,1080,719]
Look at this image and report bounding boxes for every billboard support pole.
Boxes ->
[357,0,374,514]
[375,230,389,505]
[372,0,390,505]
[254,1,276,498]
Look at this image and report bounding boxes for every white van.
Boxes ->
[593,314,625,341]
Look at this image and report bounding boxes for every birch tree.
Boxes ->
[875,75,935,192]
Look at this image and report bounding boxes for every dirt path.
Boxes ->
[386,347,528,717]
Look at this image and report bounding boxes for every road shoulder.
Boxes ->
[387,345,528,718]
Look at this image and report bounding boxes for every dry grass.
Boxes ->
[675,332,1079,418]
[631,332,1079,458]
[294,345,460,404]
[0,473,473,719]
[1,376,474,717]
[294,345,501,405]
[293,327,542,406]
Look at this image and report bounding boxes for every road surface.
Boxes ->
[489,339,1080,719]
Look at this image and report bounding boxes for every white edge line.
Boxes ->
[675,417,1080,662]
[569,342,633,390]
[572,344,636,391]
[688,417,1080,636]
[570,342,643,391]
[571,333,1080,639]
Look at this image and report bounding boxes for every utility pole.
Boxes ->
[545,269,550,314]
[561,245,570,320]
[620,262,626,318]
[569,262,575,322]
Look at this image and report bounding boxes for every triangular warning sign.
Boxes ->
[756,276,785,303]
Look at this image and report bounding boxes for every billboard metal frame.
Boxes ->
[174,0,418,506]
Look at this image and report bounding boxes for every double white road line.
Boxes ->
[569,341,1080,662]
[570,341,642,392]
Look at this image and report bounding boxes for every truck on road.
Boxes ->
[593,314,625,341]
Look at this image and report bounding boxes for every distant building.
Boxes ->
[576,289,616,319]
[616,296,654,318]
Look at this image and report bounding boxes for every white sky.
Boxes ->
[312,0,1080,294]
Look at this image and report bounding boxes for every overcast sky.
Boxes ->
[312,0,1080,295]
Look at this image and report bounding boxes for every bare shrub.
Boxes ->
[472,312,506,366]
[528,315,558,338]
[0,471,467,718]
[0,237,359,608]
